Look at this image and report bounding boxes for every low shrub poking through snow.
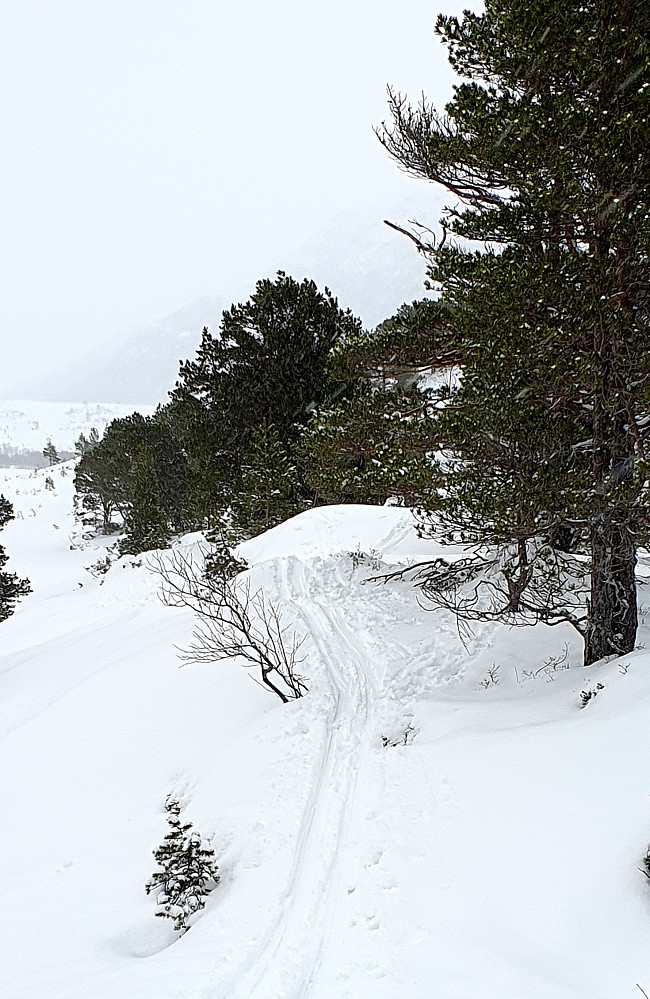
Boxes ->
[641,847,650,887]
[579,683,604,709]
[145,796,220,934]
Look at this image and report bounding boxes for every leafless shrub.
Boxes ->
[516,643,571,684]
[153,546,307,703]
[480,664,501,689]
[542,643,571,673]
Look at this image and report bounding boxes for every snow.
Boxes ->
[0,400,153,456]
[3,447,650,997]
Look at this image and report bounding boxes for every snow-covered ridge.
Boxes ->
[0,399,153,459]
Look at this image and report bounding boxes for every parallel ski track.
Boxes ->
[220,555,377,999]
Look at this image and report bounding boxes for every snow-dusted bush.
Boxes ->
[145,796,220,934]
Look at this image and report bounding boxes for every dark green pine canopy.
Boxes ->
[376,0,650,664]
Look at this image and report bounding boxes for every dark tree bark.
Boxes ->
[585,518,637,664]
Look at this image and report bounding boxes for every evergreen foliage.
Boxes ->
[119,445,171,555]
[73,421,131,531]
[300,299,459,507]
[301,385,441,507]
[74,411,188,543]
[42,439,60,466]
[72,275,363,545]
[376,0,650,664]
[233,423,303,536]
[74,427,99,457]
[170,272,363,529]
[332,298,461,388]
[145,796,219,934]
[0,495,31,622]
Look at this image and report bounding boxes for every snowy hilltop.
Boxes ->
[0,400,152,467]
[2,457,650,998]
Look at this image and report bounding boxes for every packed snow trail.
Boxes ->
[212,529,480,999]
[214,555,379,998]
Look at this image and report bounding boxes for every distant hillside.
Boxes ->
[8,299,228,407]
[8,203,438,405]
[0,400,152,467]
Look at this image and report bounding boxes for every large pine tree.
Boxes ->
[169,272,363,528]
[377,0,650,664]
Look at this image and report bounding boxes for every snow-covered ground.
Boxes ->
[0,400,152,459]
[3,458,650,997]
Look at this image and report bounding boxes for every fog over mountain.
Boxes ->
[14,297,231,408]
[9,204,438,405]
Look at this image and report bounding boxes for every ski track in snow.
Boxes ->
[213,552,404,999]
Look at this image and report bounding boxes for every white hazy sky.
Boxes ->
[1,0,466,390]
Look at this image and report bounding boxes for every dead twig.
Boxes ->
[383,218,447,255]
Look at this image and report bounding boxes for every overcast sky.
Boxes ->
[1,0,467,392]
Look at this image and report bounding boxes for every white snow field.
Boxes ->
[3,460,650,998]
[0,400,153,456]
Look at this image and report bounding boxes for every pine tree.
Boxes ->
[234,423,304,536]
[0,496,31,622]
[300,298,459,507]
[74,428,99,458]
[74,413,188,537]
[377,0,650,664]
[42,439,60,466]
[170,272,363,526]
[145,797,219,933]
[74,422,131,531]
[120,445,170,555]
[301,385,441,508]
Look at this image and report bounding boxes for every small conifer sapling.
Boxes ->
[145,796,220,933]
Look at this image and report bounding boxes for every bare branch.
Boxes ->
[152,546,307,702]
[367,544,588,636]
[376,87,509,210]
[383,219,437,255]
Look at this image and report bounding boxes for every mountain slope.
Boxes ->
[6,203,436,406]
[2,462,650,997]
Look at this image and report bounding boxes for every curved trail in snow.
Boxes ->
[217,554,384,999]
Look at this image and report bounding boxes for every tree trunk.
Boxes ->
[584,517,637,666]
[585,317,639,666]
[505,538,532,613]
[102,499,113,532]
